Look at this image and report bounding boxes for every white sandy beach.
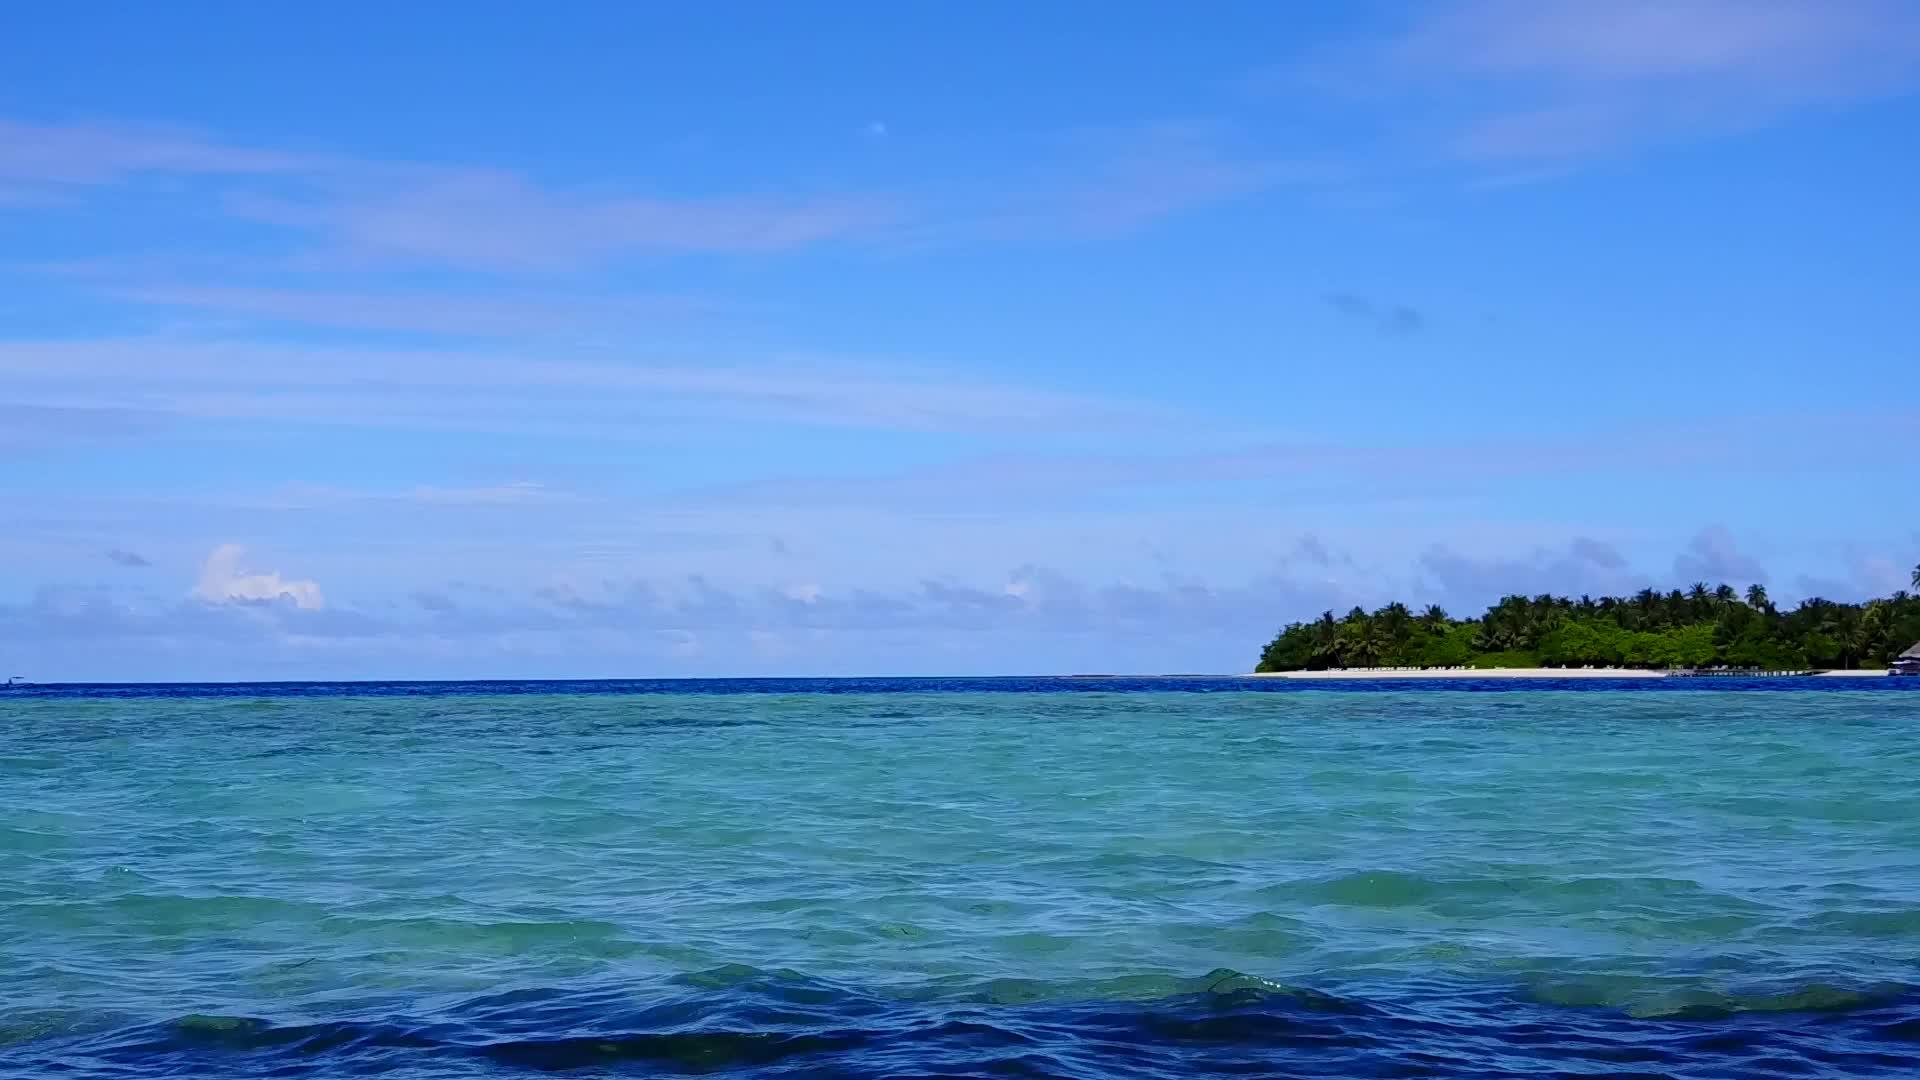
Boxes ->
[1249,668,1667,680]
[1248,668,1894,680]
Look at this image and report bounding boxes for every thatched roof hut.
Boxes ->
[1895,642,1920,675]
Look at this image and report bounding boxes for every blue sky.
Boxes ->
[4,0,1918,680]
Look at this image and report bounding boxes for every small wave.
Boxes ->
[145,1012,868,1072]
[316,913,640,956]
[1526,975,1917,1019]
[1257,868,1779,925]
[9,968,1919,1078]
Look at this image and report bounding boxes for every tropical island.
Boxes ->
[1255,565,1920,674]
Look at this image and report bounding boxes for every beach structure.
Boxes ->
[1894,644,1920,677]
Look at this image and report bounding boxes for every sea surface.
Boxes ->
[3,677,1919,1078]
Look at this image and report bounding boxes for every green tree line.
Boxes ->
[1255,563,1920,672]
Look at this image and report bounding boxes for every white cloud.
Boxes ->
[3,115,1312,273]
[230,171,898,271]
[1672,526,1768,586]
[0,118,895,270]
[1401,0,1914,86]
[402,482,557,506]
[781,583,824,604]
[193,544,325,609]
[0,119,321,185]
[1310,0,1920,169]
[106,284,713,338]
[0,337,1149,435]
[10,528,1913,679]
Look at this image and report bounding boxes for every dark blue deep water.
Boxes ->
[4,678,1918,1078]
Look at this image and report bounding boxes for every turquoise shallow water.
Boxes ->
[3,679,1919,1077]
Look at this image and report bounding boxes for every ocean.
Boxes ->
[3,678,1918,1078]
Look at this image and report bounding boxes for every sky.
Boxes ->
[3,0,1918,680]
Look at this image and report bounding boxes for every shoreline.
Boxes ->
[1246,668,1893,680]
[1249,668,1666,680]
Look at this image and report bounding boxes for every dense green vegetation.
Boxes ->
[1256,567,1920,673]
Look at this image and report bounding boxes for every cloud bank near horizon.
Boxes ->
[3,529,1909,682]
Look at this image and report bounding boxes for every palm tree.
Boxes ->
[1685,582,1710,621]
[1822,609,1866,670]
[1350,622,1387,668]
[1311,611,1341,669]
[1862,602,1891,664]
[1421,604,1449,631]
[1745,584,1769,611]
[1713,584,1736,605]
[1835,616,1867,670]
[1378,602,1412,644]
[1532,603,1564,636]
[1633,587,1658,621]
[1911,562,1919,591]
[1475,596,1537,652]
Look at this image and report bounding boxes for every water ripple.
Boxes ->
[4,682,1919,1076]
[7,970,1919,1078]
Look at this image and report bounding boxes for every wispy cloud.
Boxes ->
[681,416,1879,511]
[1569,537,1627,571]
[1403,0,1920,164]
[0,119,323,185]
[392,564,1361,644]
[2,118,897,270]
[890,123,1328,245]
[104,548,151,568]
[107,284,715,338]
[6,116,1314,272]
[1672,526,1769,585]
[1285,0,1920,172]
[1418,538,1651,605]
[636,410,1920,548]
[1048,128,1312,232]
[1397,0,1914,86]
[0,403,171,455]
[0,337,1150,435]
[412,590,458,614]
[243,481,568,511]
[9,527,1900,679]
[1325,291,1425,335]
[230,172,900,271]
